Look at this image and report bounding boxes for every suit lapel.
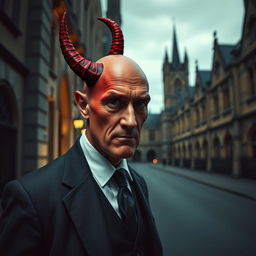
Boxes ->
[62,139,112,256]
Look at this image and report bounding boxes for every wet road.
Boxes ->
[130,163,256,256]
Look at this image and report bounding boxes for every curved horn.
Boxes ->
[59,12,103,87]
[98,17,124,55]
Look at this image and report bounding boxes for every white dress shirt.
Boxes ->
[79,132,133,218]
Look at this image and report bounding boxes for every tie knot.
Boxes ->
[114,168,129,188]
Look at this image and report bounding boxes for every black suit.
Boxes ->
[0,139,162,256]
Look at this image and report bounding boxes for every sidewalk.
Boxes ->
[154,164,256,201]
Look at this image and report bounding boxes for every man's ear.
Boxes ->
[74,90,90,119]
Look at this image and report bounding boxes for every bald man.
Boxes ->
[0,15,162,256]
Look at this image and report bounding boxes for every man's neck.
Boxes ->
[85,130,121,167]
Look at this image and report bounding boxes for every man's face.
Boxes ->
[84,55,150,166]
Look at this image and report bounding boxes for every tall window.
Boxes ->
[149,130,155,141]
[201,102,206,121]
[248,66,256,96]
[174,79,181,95]
[213,137,221,158]
[213,92,219,116]
[214,61,220,78]
[223,87,230,110]
[196,106,200,125]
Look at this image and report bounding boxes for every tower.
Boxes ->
[163,25,189,112]
[103,0,122,54]
[161,24,189,164]
[107,0,121,26]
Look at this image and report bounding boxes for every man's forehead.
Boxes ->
[97,81,150,99]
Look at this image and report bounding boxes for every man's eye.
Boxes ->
[107,99,120,108]
[134,100,147,109]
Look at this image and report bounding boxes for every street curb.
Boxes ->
[154,165,256,201]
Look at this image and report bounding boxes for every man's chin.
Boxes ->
[112,145,135,159]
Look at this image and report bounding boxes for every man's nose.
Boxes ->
[120,104,137,127]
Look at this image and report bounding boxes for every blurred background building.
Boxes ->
[0,0,121,192]
[137,0,256,179]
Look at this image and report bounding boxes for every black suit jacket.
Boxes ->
[0,139,162,256]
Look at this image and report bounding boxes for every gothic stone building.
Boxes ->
[136,0,256,178]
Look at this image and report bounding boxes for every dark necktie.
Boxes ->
[114,168,138,239]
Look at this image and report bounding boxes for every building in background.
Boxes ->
[102,0,121,55]
[137,0,256,178]
[0,0,104,192]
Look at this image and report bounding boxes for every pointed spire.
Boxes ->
[213,30,218,47]
[164,47,169,62]
[184,48,188,62]
[195,59,199,72]
[172,24,180,68]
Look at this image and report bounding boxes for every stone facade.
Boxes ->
[0,0,103,192]
[137,0,256,178]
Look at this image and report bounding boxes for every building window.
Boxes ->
[213,92,219,116]
[149,130,155,141]
[214,61,220,78]
[174,79,181,95]
[223,87,230,110]
[248,66,256,96]
[201,103,206,121]
[213,137,221,158]
[196,106,200,125]
[224,134,232,158]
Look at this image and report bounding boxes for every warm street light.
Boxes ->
[73,119,84,129]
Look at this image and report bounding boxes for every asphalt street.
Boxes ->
[130,163,256,256]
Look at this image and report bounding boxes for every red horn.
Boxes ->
[98,17,124,55]
[59,12,103,87]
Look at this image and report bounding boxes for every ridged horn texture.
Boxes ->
[59,12,103,87]
[98,17,124,55]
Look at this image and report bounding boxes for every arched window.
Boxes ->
[212,137,221,158]
[223,87,231,110]
[174,79,181,95]
[214,61,220,78]
[202,140,208,159]
[195,142,200,158]
[201,102,206,121]
[224,133,232,158]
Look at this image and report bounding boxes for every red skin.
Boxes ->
[75,55,150,167]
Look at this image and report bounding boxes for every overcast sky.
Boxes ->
[100,0,244,113]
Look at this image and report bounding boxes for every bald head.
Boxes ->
[83,55,148,95]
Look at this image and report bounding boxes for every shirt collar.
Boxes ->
[79,131,132,188]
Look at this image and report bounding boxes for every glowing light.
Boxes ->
[73,119,84,129]
[153,159,158,164]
